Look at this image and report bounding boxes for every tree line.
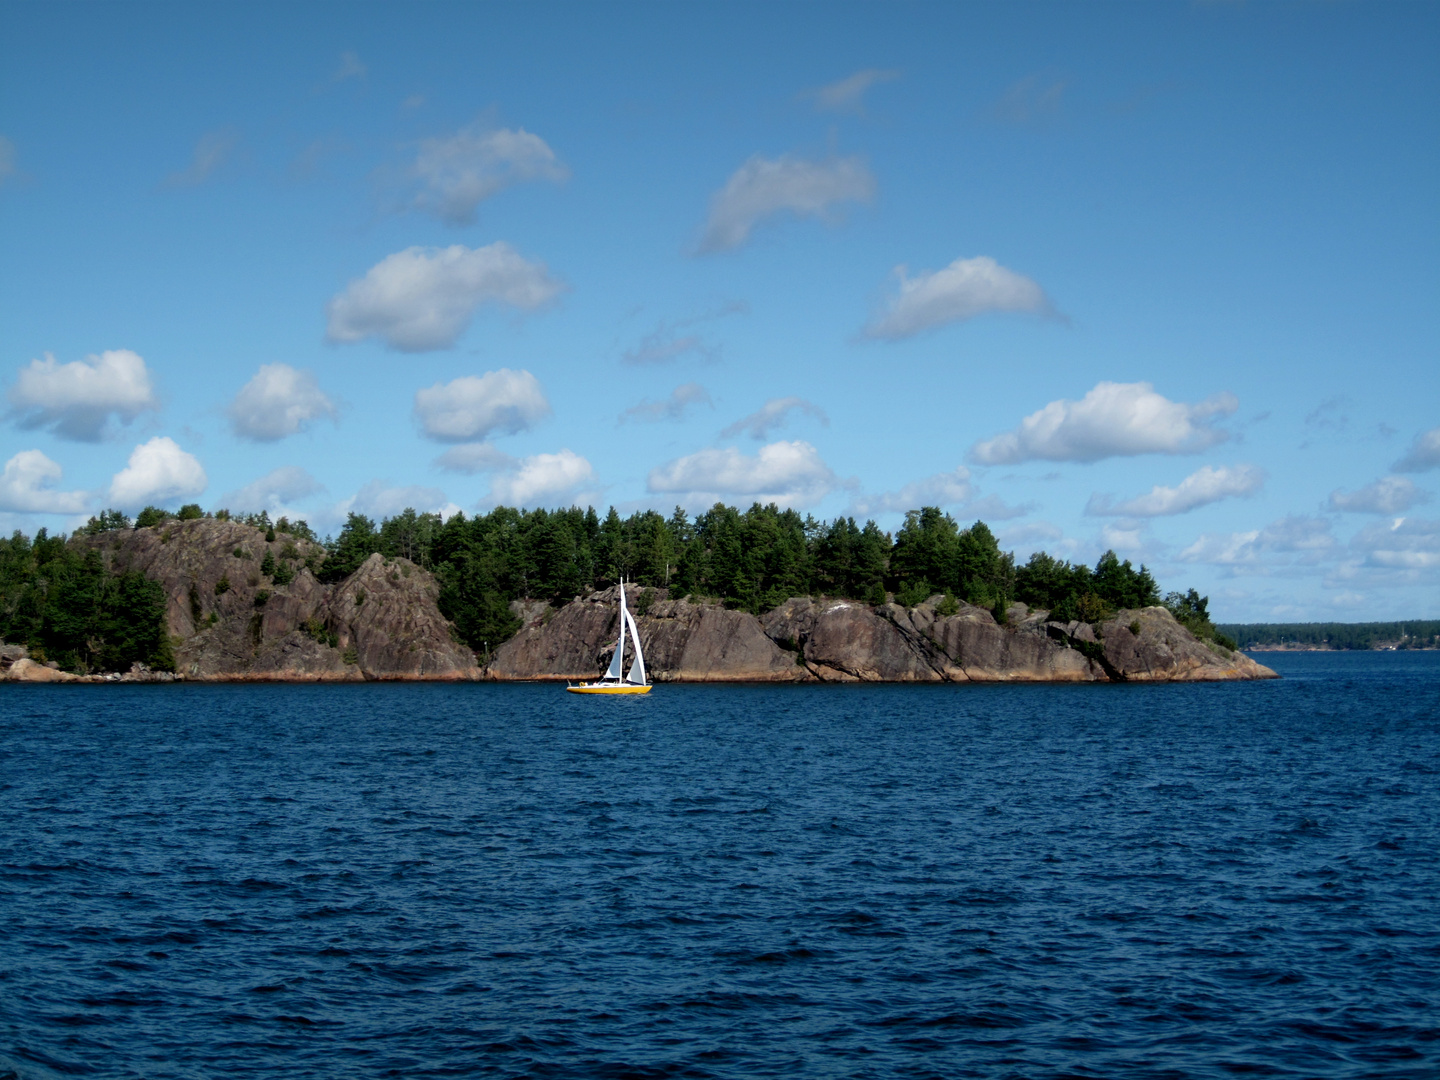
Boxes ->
[1217,620,1440,650]
[4,500,1232,672]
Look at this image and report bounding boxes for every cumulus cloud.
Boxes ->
[108,437,207,509]
[1393,427,1440,473]
[863,256,1056,340]
[8,349,160,442]
[1328,476,1428,515]
[0,135,16,184]
[1179,514,1336,568]
[435,442,516,474]
[970,382,1238,466]
[331,480,461,526]
[806,68,901,112]
[167,127,239,187]
[698,154,875,253]
[326,243,564,352]
[621,383,713,424]
[849,467,974,517]
[0,450,90,514]
[720,397,828,440]
[1350,516,1440,571]
[487,450,597,507]
[647,440,837,508]
[227,364,338,442]
[1000,520,1066,547]
[1087,464,1264,517]
[412,123,567,225]
[221,465,325,515]
[413,369,551,442]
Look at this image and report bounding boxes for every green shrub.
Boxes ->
[176,504,204,521]
[342,647,359,666]
[1129,619,1142,636]
[260,550,276,577]
[215,575,230,595]
[135,506,174,529]
[936,591,959,617]
[272,561,295,586]
[896,579,932,608]
[254,589,271,607]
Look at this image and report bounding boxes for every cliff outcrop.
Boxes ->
[70,519,481,681]
[487,589,1277,683]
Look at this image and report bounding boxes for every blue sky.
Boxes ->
[2,0,1437,621]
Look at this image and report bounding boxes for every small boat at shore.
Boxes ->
[567,581,651,695]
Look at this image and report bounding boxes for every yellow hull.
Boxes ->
[567,683,653,695]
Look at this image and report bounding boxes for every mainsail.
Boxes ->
[604,581,627,681]
[623,606,646,685]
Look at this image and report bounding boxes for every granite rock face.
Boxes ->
[69,520,481,681]
[486,589,1277,683]
[489,586,806,682]
[1094,606,1276,682]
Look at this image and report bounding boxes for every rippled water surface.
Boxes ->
[3,652,1439,1078]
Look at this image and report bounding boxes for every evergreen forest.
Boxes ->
[4,501,1235,673]
[1217,621,1440,650]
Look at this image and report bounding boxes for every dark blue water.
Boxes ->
[2,653,1438,1079]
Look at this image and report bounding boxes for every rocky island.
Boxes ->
[1,513,1274,684]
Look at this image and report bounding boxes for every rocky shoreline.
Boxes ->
[2,519,1277,684]
[488,587,1276,684]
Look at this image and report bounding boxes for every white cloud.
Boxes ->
[0,135,16,184]
[412,123,567,225]
[332,50,366,82]
[966,494,1035,521]
[970,382,1238,466]
[8,349,160,442]
[1100,521,1149,554]
[863,255,1055,340]
[326,243,564,352]
[807,68,901,112]
[0,450,89,514]
[227,364,338,442]
[487,450,597,507]
[1000,520,1065,546]
[414,368,551,442]
[108,437,207,510]
[1087,464,1264,517]
[647,440,837,508]
[339,479,456,522]
[1351,517,1440,571]
[167,127,239,187]
[1328,476,1428,515]
[1393,427,1440,473]
[435,443,516,474]
[1179,514,1336,568]
[849,467,974,517]
[221,465,325,515]
[621,383,713,424]
[720,396,828,440]
[698,154,875,253]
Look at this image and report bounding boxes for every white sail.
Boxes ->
[623,606,646,685]
[604,581,627,680]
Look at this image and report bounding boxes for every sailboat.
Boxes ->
[567,581,652,694]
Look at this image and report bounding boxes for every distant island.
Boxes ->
[1,502,1273,683]
[1218,621,1440,651]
